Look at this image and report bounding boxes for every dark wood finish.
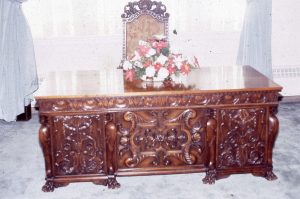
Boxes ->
[16,104,32,121]
[105,114,121,189]
[35,66,282,191]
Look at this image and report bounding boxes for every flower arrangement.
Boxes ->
[123,35,199,82]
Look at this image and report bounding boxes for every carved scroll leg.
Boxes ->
[203,118,217,184]
[105,121,120,189]
[265,107,279,181]
[39,116,56,192]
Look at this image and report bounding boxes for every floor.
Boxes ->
[0,102,299,199]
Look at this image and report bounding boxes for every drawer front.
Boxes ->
[116,109,209,170]
[217,108,267,169]
[50,115,106,177]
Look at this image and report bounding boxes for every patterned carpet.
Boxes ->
[0,102,299,199]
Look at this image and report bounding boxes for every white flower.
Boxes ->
[145,66,156,77]
[171,74,187,84]
[123,60,133,70]
[174,55,184,69]
[186,56,199,68]
[134,61,143,68]
[146,48,156,58]
[141,75,147,81]
[156,54,168,65]
[153,34,167,40]
[139,40,148,46]
[157,67,169,80]
[131,51,141,62]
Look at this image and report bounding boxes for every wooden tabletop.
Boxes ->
[35,65,282,99]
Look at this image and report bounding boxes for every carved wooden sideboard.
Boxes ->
[35,66,282,192]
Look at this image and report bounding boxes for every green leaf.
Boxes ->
[161,48,170,57]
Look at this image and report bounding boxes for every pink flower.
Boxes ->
[125,69,135,82]
[154,63,162,71]
[138,45,150,57]
[143,60,152,68]
[153,41,168,53]
[167,57,174,65]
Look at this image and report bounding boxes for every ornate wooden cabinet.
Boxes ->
[36,66,282,192]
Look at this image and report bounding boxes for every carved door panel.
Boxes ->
[51,115,106,177]
[217,108,267,169]
[116,109,209,170]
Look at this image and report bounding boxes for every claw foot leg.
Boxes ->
[202,169,216,184]
[107,177,121,189]
[265,170,278,181]
[42,181,56,192]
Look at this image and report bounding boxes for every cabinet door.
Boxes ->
[217,108,267,169]
[116,109,209,170]
[51,115,106,177]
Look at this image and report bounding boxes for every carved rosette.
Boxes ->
[117,109,208,168]
[52,115,105,176]
[37,91,279,113]
[217,108,267,169]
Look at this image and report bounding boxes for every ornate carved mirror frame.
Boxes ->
[120,0,169,68]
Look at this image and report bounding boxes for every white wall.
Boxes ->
[23,0,300,96]
[272,0,300,96]
[23,0,245,76]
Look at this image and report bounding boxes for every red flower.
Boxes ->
[181,62,191,75]
[167,65,176,74]
[154,63,162,71]
[143,60,152,68]
[125,69,135,82]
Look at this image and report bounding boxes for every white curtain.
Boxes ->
[237,0,273,79]
[0,0,38,122]
[23,0,246,38]
[22,0,246,74]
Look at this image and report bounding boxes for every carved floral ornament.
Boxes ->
[117,109,206,168]
[53,115,105,175]
[121,0,170,20]
[218,108,266,168]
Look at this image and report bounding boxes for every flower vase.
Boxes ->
[145,77,154,87]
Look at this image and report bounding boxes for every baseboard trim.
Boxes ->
[280,95,300,103]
